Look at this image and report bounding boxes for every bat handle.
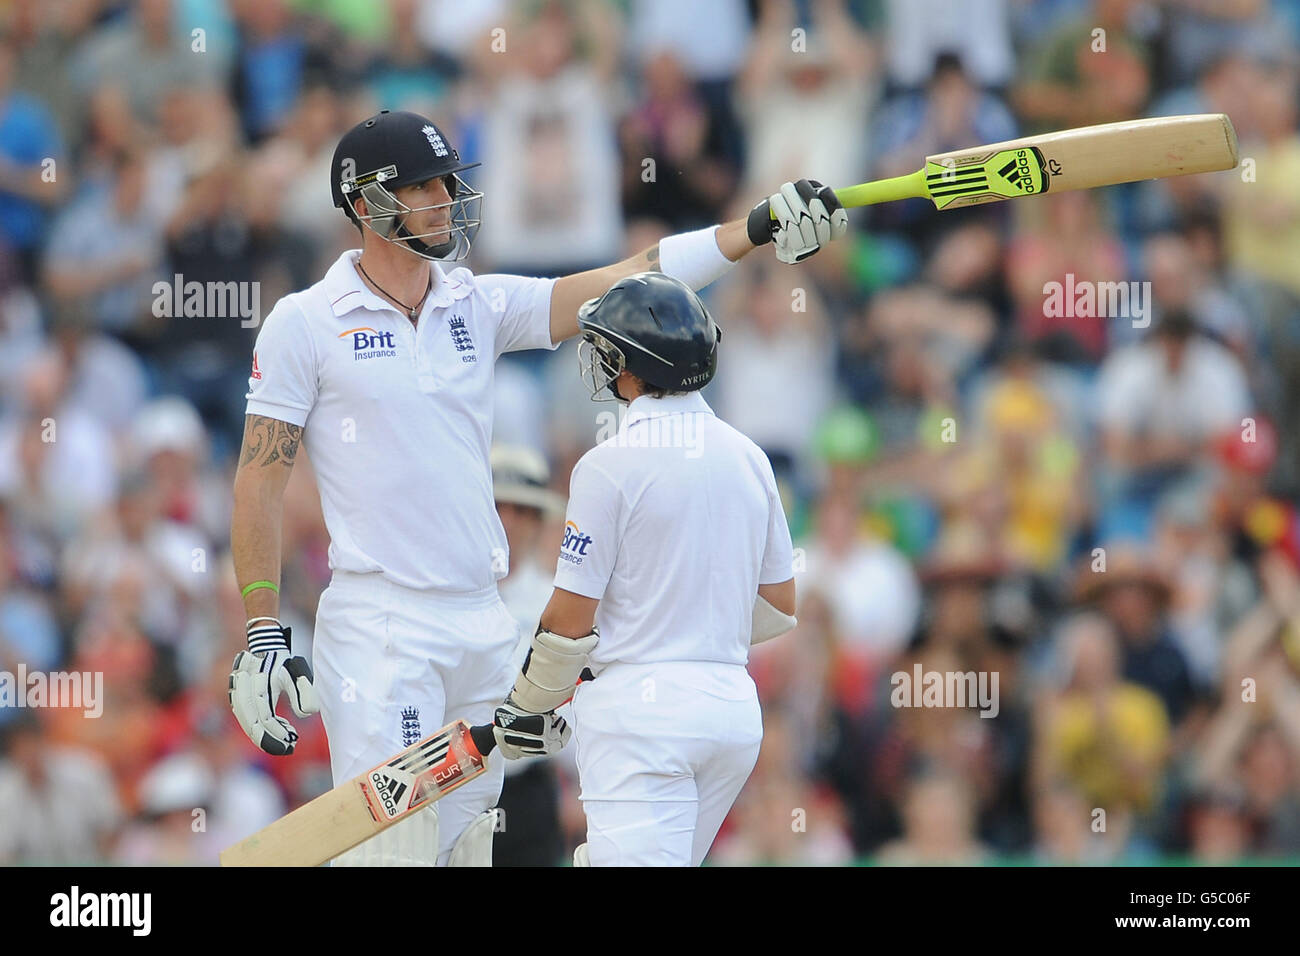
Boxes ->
[834,169,929,209]
[762,169,929,220]
[468,723,497,758]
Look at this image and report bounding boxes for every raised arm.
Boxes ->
[548,218,755,344]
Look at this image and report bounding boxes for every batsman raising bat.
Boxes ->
[226,106,846,867]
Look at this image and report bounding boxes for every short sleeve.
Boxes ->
[475,274,559,357]
[245,297,318,427]
[552,456,621,600]
[758,455,794,585]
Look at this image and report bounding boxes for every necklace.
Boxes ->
[356,259,431,321]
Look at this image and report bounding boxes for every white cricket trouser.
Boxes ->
[571,661,763,866]
[312,570,518,866]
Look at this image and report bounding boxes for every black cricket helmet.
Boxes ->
[331,110,483,261]
[577,273,722,403]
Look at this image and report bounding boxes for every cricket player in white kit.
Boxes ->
[491,273,802,866]
[227,109,846,866]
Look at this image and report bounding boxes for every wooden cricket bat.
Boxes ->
[220,720,497,866]
[830,113,1239,211]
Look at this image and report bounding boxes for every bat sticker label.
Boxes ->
[364,766,418,821]
[926,146,1050,209]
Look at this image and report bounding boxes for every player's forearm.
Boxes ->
[549,220,755,343]
[714,217,757,262]
[231,477,286,620]
[230,415,302,620]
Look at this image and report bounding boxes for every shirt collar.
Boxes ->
[622,391,714,429]
[322,249,473,319]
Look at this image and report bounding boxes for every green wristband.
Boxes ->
[241,580,280,598]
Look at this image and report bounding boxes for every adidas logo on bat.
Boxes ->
[369,769,410,820]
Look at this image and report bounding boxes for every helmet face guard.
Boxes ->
[340,166,483,261]
[578,328,627,403]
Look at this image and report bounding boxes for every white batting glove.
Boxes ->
[228,620,319,756]
[746,179,849,264]
[491,699,571,760]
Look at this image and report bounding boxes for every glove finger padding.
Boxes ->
[229,651,301,756]
[779,181,819,252]
[794,180,832,246]
[810,180,849,240]
[275,655,320,718]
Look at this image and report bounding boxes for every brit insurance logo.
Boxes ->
[559,521,592,566]
[340,326,398,362]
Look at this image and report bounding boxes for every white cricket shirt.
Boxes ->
[553,391,794,670]
[245,250,557,591]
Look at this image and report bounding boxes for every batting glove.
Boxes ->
[747,179,848,264]
[228,619,319,756]
[491,699,570,760]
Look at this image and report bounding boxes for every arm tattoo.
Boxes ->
[240,415,302,468]
[646,243,661,271]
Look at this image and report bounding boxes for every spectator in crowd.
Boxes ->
[800,491,921,680]
[1076,544,1198,726]
[43,145,165,340]
[1095,310,1252,537]
[875,767,994,864]
[619,49,738,231]
[0,348,117,541]
[711,258,835,486]
[882,0,1015,92]
[737,0,875,203]
[1034,613,1170,847]
[1221,56,1300,299]
[474,0,624,275]
[72,0,221,125]
[1013,0,1152,130]
[0,713,122,864]
[0,33,67,282]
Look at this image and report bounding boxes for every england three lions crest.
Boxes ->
[448,315,476,363]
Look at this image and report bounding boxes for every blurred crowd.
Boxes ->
[2,0,1300,865]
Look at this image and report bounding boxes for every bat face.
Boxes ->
[922,114,1239,210]
[925,147,1052,209]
